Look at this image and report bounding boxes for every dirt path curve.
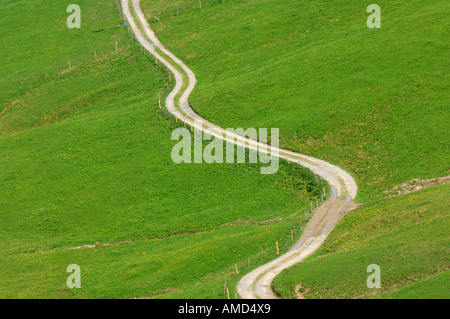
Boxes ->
[241,189,357,299]
[121,0,358,299]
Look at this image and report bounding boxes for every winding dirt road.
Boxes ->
[121,0,358,299]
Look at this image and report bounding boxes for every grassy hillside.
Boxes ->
[141,0,449,201]
[2,0,448,299]
[272,184,449,299]
[0,0,322,298]
[138,0,449,299]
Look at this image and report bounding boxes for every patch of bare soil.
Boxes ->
[295,284,306,299]
[384,175,450,197]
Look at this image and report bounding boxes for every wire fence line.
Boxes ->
[117,0,331,300]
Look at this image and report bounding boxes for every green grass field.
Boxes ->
[0,0,322,298]
[1,0,448,299]
[272,184,449,299]
[141,0,449,201]
[137,0,449,299]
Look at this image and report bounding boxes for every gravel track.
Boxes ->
[120,0,358,299]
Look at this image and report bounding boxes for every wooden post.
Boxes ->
[158,94,161,109]
[293,225,296,234]
[175,115,178,123]
[115,40,118,50]
[227,288,230,299]
[323,187,326,197]
[284,239,287,249]
[291,229,294,241]
[316,198,319,208]
[68,60,71,70]
[276,241,279,255]
[235,264,238,275]
[199,0,202,9]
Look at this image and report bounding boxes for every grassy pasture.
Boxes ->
[139,0,449,298]
[0,0,322,298]
[272,184,449,299]
[141,0,449,201]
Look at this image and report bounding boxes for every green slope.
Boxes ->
[138,0,449,298]
[0,0,321,298]
[1,0,448,299]
[141,0,449,201]
[272,184,449,299]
